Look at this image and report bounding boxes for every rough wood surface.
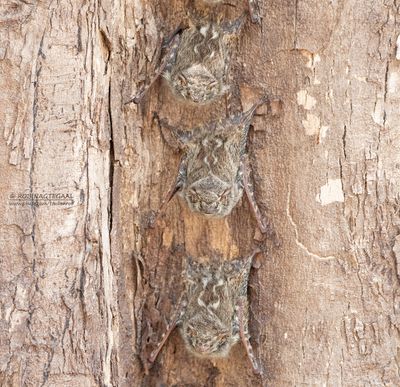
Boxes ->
[1,0,400,386]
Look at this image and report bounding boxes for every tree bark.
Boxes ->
[1,0,400,386]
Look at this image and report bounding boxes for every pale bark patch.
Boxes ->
[316,179,345,206]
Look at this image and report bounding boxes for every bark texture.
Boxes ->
[1,0,400,386]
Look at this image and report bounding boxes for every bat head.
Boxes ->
[182,316,233,357]
[183,176,242,217]
[169,65,226,104]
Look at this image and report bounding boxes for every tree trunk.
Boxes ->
[1,0,399,386]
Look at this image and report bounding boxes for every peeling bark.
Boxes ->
[1,0,400,386]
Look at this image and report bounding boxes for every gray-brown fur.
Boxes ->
[130,17,244,105]
[163,21,230,104]
[148,250,261,374]
[155,97,269,233]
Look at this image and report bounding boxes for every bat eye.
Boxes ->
[178,74,187,86]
